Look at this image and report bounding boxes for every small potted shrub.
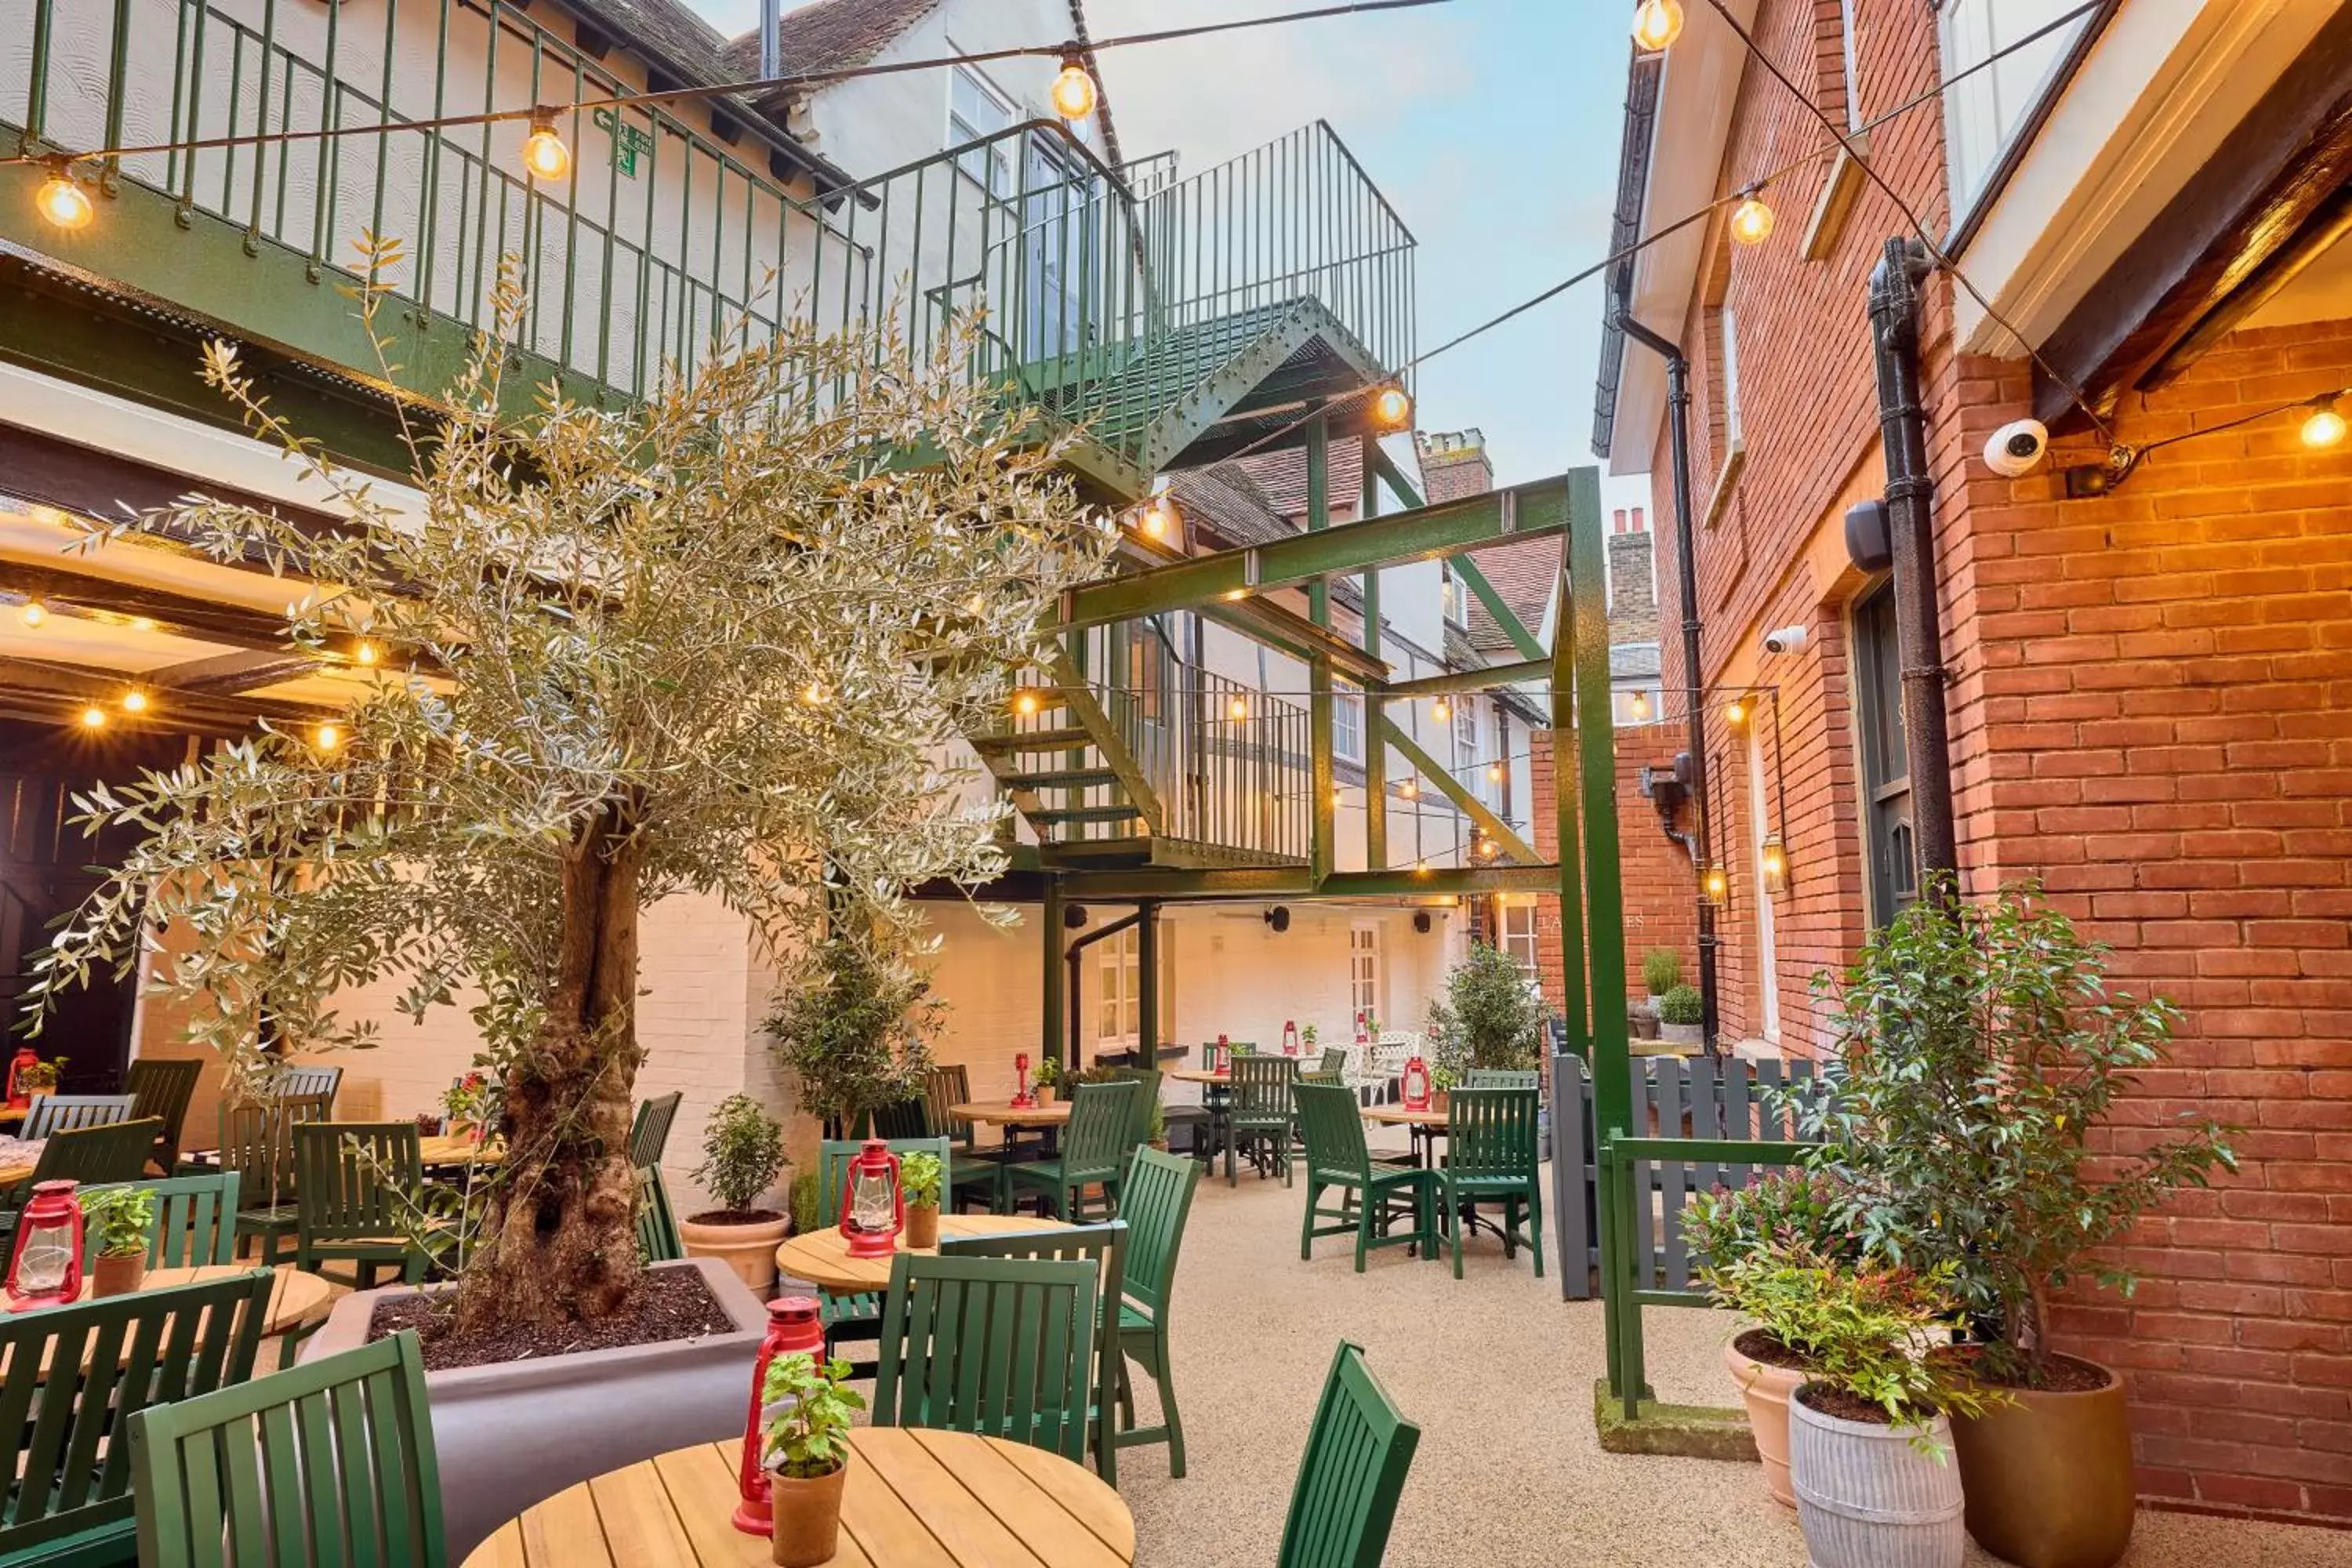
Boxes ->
[17,1054,65,1098]
[1032,1054,1062,1105]
[899,1150,943,1250]
[1656,984,1703,1047]
[760,1349,866,1567]
[681,1094,791,1291]
[80,1185,154,1297]
[440,1071,496,1142]
[1642,947,1682,1014]
[787,1171,820,1238]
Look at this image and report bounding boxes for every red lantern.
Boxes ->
[1010,1051,1036,1109]
[1213,1033,1229,1074]
[5,1048,37,1111]
[1400,1056,1432,1112]
[837,1138,903,1259]
[5,1181,85,1310]
[733,1295,825,1535]
[1281,1019,1300,1056]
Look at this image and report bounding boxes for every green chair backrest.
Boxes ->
[1295,1082,1374,1185]
[295,1121,423,1246]
[1117,1145,1200,1320]
[941,1221,1127,1465]
[126,1058,203,1161]
[1278,1341,1423,1568]
[220,1091,336,1210]
[267,1064,345,1109]
[1232,1055,1298,1123]
[925,1064,975,1149]
[1300,1070,1342,1091]
[874,1253,1099,1463]
[24,1094,136,1141]
[129,1329,447,1568]
[627,1090,684,1168]
[0,1270,276,1563]
[1446,1087,1541,1180]
[636,1165,684,1263]
[31,1118,162,1189]
[1109,1066,1162,1157]
[1059,1078,1142,1186]
[817,1137,953,1224]
[1465,1069,1541,1090]
[870,1095,934,1138]
[1316,1047,1348,1076]
[81,1173,244,1269]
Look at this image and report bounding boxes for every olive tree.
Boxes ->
[27,260,1109,1334]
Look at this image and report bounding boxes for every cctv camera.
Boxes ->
[1762,624,1808,656]
[1984,418,2049,477]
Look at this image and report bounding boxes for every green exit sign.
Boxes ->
[592,108,655,178]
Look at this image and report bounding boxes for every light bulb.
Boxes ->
[129,616,157,633]
[315,723,343,751]
[1730,194,1775,246]
[36,169,93,230]
[1372,387,1413,428]
[354,639,379,666]
[78,705,106,729]
[1014,690,1040,717]
[1228,697,1249,721]
[1224,587,1250,601]
[1632,0,1684,51]
[1725,698,1748,729]
[120,689,147,714]
[1761,837,1789,893]
[1138,498,1175,539]
[1400,779,1418,800]
[1487,762,1504,783]
[1331,789,1345,808]
[1478,838,1499,858]
[1413,858,1428,875]
[1051,56,1098,122]
[1431,697,1450,723]
[19,600,47,628]
[2303,397,2347,450]
[521,121,571,181]
[1703,865,1728,904]
[1628,690,1651,720]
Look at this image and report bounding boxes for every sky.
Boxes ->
[677,0,1634,490]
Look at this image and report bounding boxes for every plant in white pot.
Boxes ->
[683,1094,791,1291]
[760,1347,866,1567]
[1656,984,1704,1047]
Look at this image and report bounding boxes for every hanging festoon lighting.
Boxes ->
[315,723,344,752]
[18,599,48,629]
[35,161,93,230]
[836,1138,904,1259]
[1430,695,1450,724]
[1136,495,1178,541]
[1730,191,1775,246]
[1724,695,1749,731]
[354,638,379,666]
[120,689,148,714]
[1487,761,1504,783]
[521,114,572,181]
[1051,49,1098,122]
[78,705,106,730]
[1372,386,1413,429]
[5,1181,85,1309]
[1628,688,1652,720]
[1760,834,1789,895]
[733,1295,824,1536]
[2303,395,2348,451]
[1631,0,1684,52]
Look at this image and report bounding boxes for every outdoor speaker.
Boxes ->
[1263,906,1290,934]
[1414,910,1432,934]
[1063,902,1088,928]
[1845,498,1893,573]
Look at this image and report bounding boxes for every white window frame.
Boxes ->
[1095,929,1141,1050]
[1719,306,1743,448]
[1453,696,1481,772]
[1440,563,1468,630]
[1348,922,1382,1031]
[1747,728,1782,1042]
[1333,682,1363,764]
[1840,0,1864,128]
[1498,895,1541,989]
[949,66,1015,196]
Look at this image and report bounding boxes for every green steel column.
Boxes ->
[1138,900,1159,1065]
[1359,436,1386,869]
[1306,413,1331,628]
[1043,879,1066,1071]
[1311,653,1335,884]
[1548,562,1588,1055]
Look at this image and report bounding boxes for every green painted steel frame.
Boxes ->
[1375,716,1540,863]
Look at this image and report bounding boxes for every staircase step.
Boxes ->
[971,728,1092,757]
[1002,768,1122,793]
[1030,804,1145,825]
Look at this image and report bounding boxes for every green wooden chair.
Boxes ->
[811,1137,953,1353]
[1465,1068,1541,1090]
[1110,1145,1200,1477]
[1228,1055,1298,1186]
[873,1253,1099,1464]
[1316,1046,1348,1076]
[0,1269,275,1567]
[294,1120,427,1289]
[1439,1087,1545,1279]
[220,1096,323,1265]
[129,1330,446,1568]
[925,1063,1011,1213]
[1278,1341,1423,1568]
[1006,1077,1141,1220]
[125,1058,203,1174]
[265,1063,344,1109]
[627,1090,684,1168]
[869,1095,931,1138]
[1296,1082,1438,1272]
[942,1219,1127,1482]
[2,1119,163,1256]
[78,1173,242,1269]
[636,1164,684,1263]
[1110,1065,1162,1168]
[22,1095,136,1141]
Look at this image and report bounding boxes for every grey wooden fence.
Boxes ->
[1552,1054,1831,1301]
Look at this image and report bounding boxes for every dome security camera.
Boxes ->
[1984,418,2049,477]
[1762,624,1809,656]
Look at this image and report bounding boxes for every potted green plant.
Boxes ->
[1427,941,1545,1072]
[1683,1169,1857,1506]
[681,1095,792,1292]
[898,1150,943,1250]
[439,1071,496,1142]
[787,1171,820,1238]
[769,936,938,1138]
[1032,1054,1063,1106]
[79,1185,155,1297]
[16,1054,65,1097]
[1656,984,1703,1047]
[760,1349,866,1567]
[1802,884,2237,1568]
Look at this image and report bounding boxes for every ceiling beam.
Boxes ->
[0,561,306,653]
[0,655,322,728]
[1382,659,1552,699]
[143,649,325,695]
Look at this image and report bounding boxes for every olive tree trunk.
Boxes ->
[454,816,644,1334]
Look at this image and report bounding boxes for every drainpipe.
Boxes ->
[1866,238,1958,892]
[1615,310,1720,1058]
[1063,908,1142,1067]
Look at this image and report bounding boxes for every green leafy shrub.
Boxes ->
[1033,1054,1063,1088]
[899,1150,943,1210]
[760,1352,866,1479]
[1657,984,1703,1026]
[1642,948,1683,997]
[1426,941,1544,1071]
[789,1171,821,1236]
[78,1185,154,1259]
[769,936,938,1136]
[1683,1169,1856,1278]
[690,1094,787,1217]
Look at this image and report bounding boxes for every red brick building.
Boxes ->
[1575,0,2352,1524]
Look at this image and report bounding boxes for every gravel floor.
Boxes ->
[1116,1142,2352,1568]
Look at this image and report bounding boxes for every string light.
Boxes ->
[1724,697,1748,730]
[1371,387,1413,428]
[19,600,48,628]
[1628,689,1651,720]
[2303,396,2347,451]
[1050,52,1098,121]
[35,162,93,230]
[354,639,379,666]
[1399,779,1419,800]
[1413,858,1429,875]
[129,617,157,632]
[1430,696,1450,723]
[120,689,148,714]
[315,722,343,751]
[1486,762,1504,783]
[1729,193,1774,246]
[1223,588,1250,602]
[1136,497,1177,540]
[1228,695,1250,721]
[521,117,571,180]
[1631,0,1684,51]
[1013,690,1041,717]
[78,705,106,729]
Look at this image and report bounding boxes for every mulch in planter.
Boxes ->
[368,1266,738,1373]
[1733,1327,1814,1370]
[1795,1383,1923,1426]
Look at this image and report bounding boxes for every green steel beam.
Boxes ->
[1306,414,1331,628]
[1548,556,1588,1059]
[1453,554,1548,662]
[1377,717,1541,864]
[1325,864,1565,897]
[1196,599,1389,686]
[1363,435,1388,871]
[1053,862,1570,901]
[1374,448,1425,510]
[1138,901,1160,1065]
[1311,653,1336,884]
[1385,659,1552,699]
[1042,878,1066,1068]
[1059,476,1573,630]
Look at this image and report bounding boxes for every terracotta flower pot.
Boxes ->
[768,1458,849,1567]
[1036,1084,1057,1105]
[681,1210,792,1292]
[1951,1356,2135,1568]
[1724,1330,1809,1508]
[904,1203,940,1250]
[92,1250,147,1298]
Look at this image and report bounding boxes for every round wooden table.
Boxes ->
[775,1214,1072,1296]
[1361,1102,1449,1168]
[419,1134,506,1167]
[9,1265,333,1375]
[1163,1069,1229,1086]
[946,1099,1070,1128]
[462,1428,1134,1567]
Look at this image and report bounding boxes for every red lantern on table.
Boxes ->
[1281,1019,1300,1056]
[5,1048,37,1112]
[1400,1056,1432,1112]
[1010,1051,1036,1110]
[1212,1033,1230,1074]
[733,1295,825,1535]
[837,1138,903,1259]
[5,1181,85,1311]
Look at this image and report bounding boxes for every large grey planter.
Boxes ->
[1789,1387,1965,1568]
[302,1256,767,1561]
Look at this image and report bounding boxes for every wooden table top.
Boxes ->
[1165,1069,1229,1085]
[419,1134,506,1167]
[0,1105,24,1124]
[463,1428,1134,1568]
[946,1099,1071,1128]
[776,1214,1073,1296]
[1362,1103,1450,1128]
[0,1138,46,1187]
[7,1265,332,1376]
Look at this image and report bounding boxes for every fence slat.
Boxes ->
[1660,1059,1688,1290]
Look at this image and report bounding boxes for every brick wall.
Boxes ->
[1530,723,1698,1014]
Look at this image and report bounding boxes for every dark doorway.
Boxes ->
[1850,580,1916,929]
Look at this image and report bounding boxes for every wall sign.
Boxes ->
[592,108,655,177]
